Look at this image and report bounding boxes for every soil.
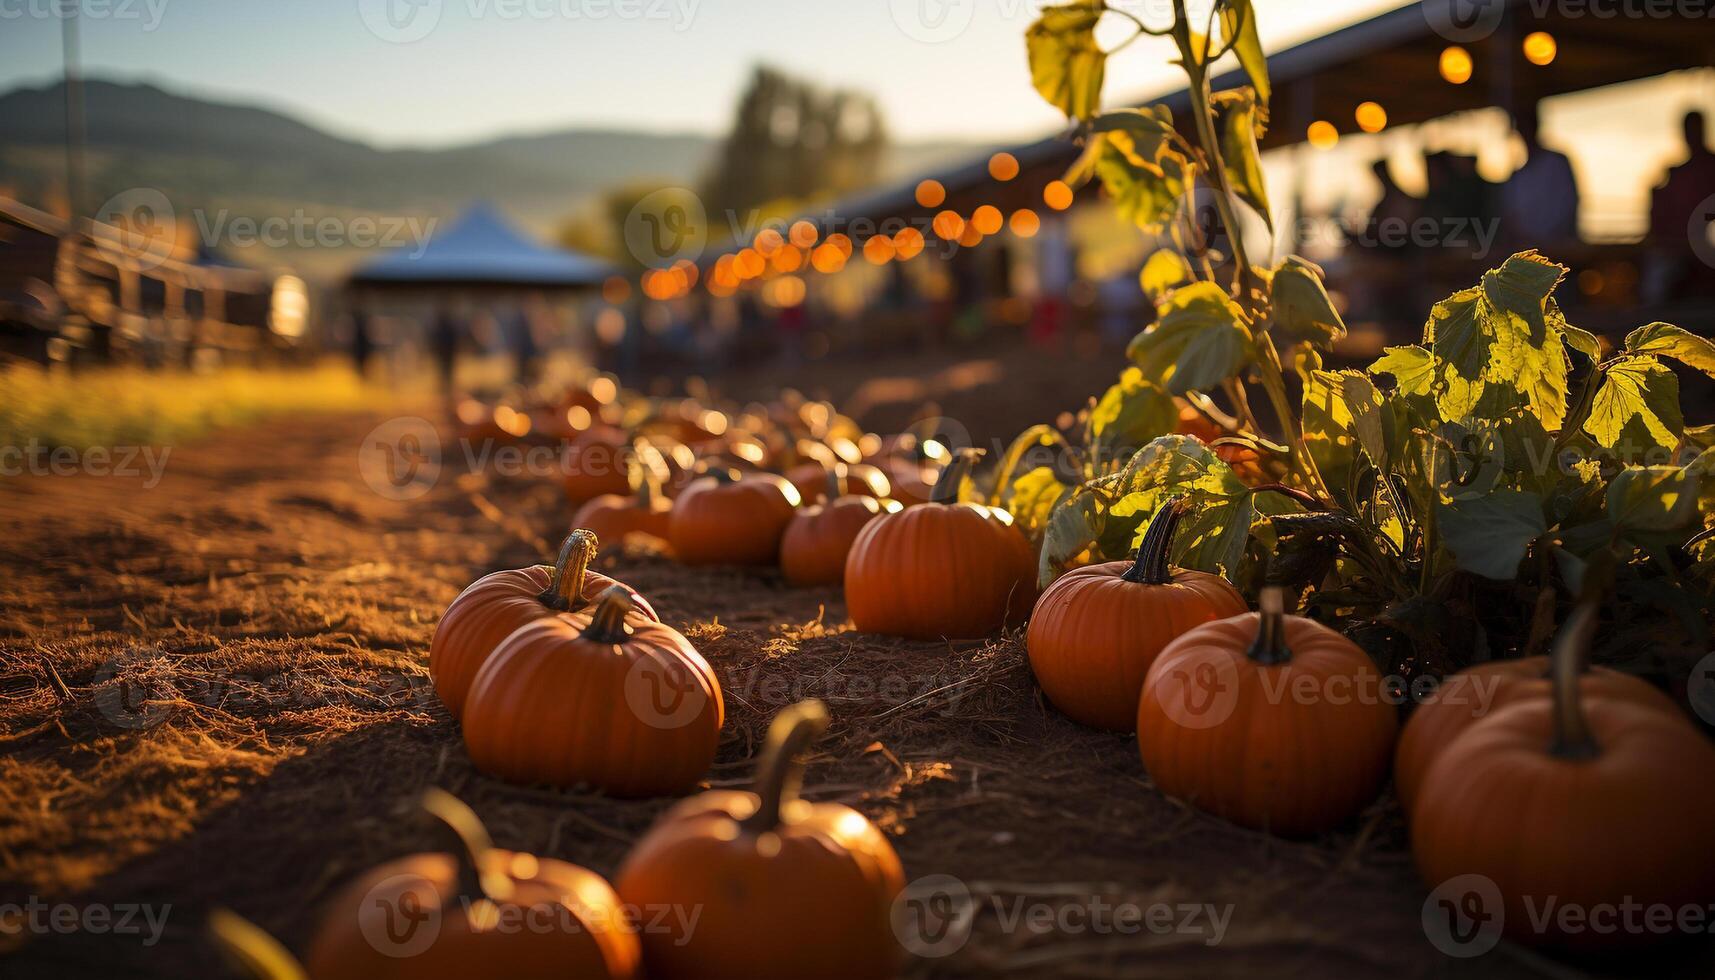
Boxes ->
[2,343,1710,979]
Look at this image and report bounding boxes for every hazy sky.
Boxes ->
[0,0,1411,147]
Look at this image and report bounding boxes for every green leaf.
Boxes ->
[1089,367,1178,460]
[1128,282,1251,395]
[1107,437,1252,577]
[1219,0,1270,104]
[1553,302,1602,361]
[1026,2,1106,121]
[1006,466,1071,541]
[1482,251,1565,346]
[1140,250,1191,299]
[1583,355,1683,453]
[1370,345,1436,398]
[1212,87,1272,231]
[1607,464,1704,534]
[1039,489,1100,587]
[1437,489,1547,580]
[1422,257,1571,428]
[1090,106,1176,160]
[1092,133,1187,235]
[1625,322,1715,379]
[1302,369,1375,506]
[1270,255,1346,348]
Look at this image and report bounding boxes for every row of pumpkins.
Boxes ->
[213,381,1715,977]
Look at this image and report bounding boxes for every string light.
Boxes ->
[1355,102,1387,134]
[1043,180,1074,211]
[1009,209,1040,237]
[988,152,1019,181]
[1440,46,1473,85]
[1308,121,1340,150]
[1523,32,1557,66]
[915,179,946,208]
[971,205,1003,235]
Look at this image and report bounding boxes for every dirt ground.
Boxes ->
[2,346,1711,979]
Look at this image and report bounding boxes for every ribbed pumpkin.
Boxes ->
[785,460,891,503]
[1137,588,1399,837]
[572,457,674,551]
[301,789,640,978]
[462,586,723,797]
[1394,648,1681,813]
[780,466,899,587]
[430,530,657,719]
[1411,601,1715,950]
[668,470,800,566]
[844,451,1035,639]
[562,425,633,504]
[614,701,905,980]
[1027,500,1247,731]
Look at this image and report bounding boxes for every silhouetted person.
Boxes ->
[1355,157,1422,251]
[1647,111,1715,294]
[1501,107,1580,249]
[430,306,461,397]
[350,309,374,378]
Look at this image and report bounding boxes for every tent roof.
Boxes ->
[350,204,614,289]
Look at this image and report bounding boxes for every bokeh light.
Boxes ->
[1009,209,1040,237]
[972,205,1003,235]
[862,235,896,264]
[1355,102,1387,134]
[893,225,925,259]
[1043,180,1074,211]
[1440,46,1473,85]
[1524,32,1557,66]
[932,210,965,240]
[988,152,1019,181]
[1307,121,1340,150]
[915,179,946,208]
[788,220,819,248]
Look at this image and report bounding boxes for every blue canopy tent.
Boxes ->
[348,204,615,292]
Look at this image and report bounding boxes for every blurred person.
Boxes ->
[1644,110,1715,302]
[1500,107,1581,249]
[1352,157,1422,252]
[350,306,374,378]
[430,302,462,398]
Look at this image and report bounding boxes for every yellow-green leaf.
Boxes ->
[1006,466,1071,540]
[1584,355,1683,453]
[1128,282,1250,395]
[1219,0,1270,103]
[1625,322,1715,379]
[1090,367,1178,459]
[1213,87,1272,230]
[1027,2,1106,121]
[1140,250,1191,299]
[1270,255,1345,348]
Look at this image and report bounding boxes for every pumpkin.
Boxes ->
[1411,601,1715,950]
[786,459,891,502]
[1394,648,1681,813]
[780,465,900,587]
[668,469,800,566]
[614,701,905,980]
[844,450,1036,639]
[562,424,633,504]
[300,789,640,978]
[430,530,657,720]
[462,586,723,797]
[1136,588,1399,837]
[572,455,674,551]
[1027,499,1247,731]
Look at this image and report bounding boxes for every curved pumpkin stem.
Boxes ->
[421,787,513,903]
[824,461,848,504]
[1548,600,1600,760]
[628,442,661,510]
[1122,497,1186,585]
[742,700,831,835]
[539,529,600,613]
[581,585,636,644]
[1246,587,1293,666]
[930,449,983,505]
[208,910,309,980]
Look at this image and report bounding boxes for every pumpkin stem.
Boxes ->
[1122,497,1186,585]
[741,699,831,835]
[930,449,983,505]
[581,585,636,644]
[539,529,599,612]
[627,445,659,510]
[824,461,847,504]
[1246,587,1293,665]
[208,910,309,980]
[420,787,513,904]
[1548,600,1600,760]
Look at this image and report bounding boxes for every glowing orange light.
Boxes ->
[972,205,1003,236]
[915,179,946,208]
[863,235,896,264]
[824,233,853,259]
[810,243,845,274]
[1307,121,1340,150]
[601,275,631,304]
[769,275,806,308]
[754,228,784,257]
[673,257,698,289]
[1440,46,1473,85]
[1355,102,1387,134]
[734,248,766,279]
[893,225,925,259]
[988,152,1019,182]
[1523,32,1557,66]
[1043,180,1074,211]
[1009,209,1040,237]
[788,220,818,248]
[931,210,965,240]
[958,222,984,248]
[771,244,803,273]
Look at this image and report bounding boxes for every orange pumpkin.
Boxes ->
[1394,651,1681,813]
[1411,602,1715,950]
[785,460,891,502]
[614,701,905,980]
[668,470,800,566]
[573,457,674,551]
[462,586,723,797]
[1137,588,1399,837]
[562,425,633,504]
[430,530,656,720]
[780,466,899,587]
[303,789,640,978]
[1027,499,1247,731]
[844,450,1036,639]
